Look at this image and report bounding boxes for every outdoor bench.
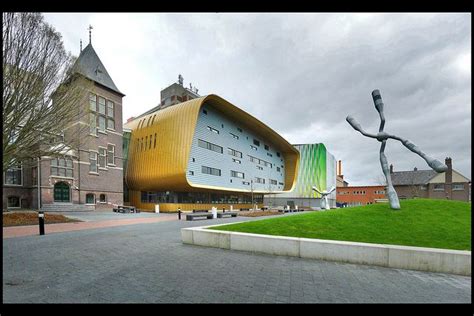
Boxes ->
[192,209,209,213]
[113,205,139,213]
[186,212,214,221]
[217,211,238,218]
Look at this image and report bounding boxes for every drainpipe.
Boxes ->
[37,157,41,210]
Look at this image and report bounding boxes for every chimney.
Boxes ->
[445,157,453,199]
[389,164,393,174]
[414,167,418,171]
[337,160,342,176]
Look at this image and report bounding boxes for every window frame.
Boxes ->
[107,144,116,166]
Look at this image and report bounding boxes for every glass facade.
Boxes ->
[140,191,263,204]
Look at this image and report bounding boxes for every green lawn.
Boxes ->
[209,199,471,251]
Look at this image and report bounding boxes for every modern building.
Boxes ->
[123,94,299,212]
[336,185,386,207]
[265,143,337,209]
[390,157,470,201]
[3,42,125,211]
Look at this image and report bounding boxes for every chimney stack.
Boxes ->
[337,160,342,176]
[389,164,393,174]
[445,157,453,199]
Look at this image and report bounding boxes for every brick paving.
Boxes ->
[3,214,471,303]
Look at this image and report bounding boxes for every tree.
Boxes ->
[3,12,91,172]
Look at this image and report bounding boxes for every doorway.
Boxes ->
[54,182,70,202]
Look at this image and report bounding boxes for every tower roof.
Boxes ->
[73,43,125,96]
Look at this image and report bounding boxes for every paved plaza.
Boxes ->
[3,213,471,303]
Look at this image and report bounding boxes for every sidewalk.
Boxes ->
[3,215,177,239]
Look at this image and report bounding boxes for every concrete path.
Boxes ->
[3,214,471,303]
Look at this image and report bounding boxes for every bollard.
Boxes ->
[223,207,225,213]
[178,208,181,220]
[38,211,45,235]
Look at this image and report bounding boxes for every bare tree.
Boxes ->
[3,12,91,172]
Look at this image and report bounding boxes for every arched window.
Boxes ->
[86,193,95,204]
[99,194,106,203]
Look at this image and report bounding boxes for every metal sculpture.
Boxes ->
[346,89,447,209]
[312,186,336,210]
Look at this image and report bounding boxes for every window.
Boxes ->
[90,113,97,135]
[99,194,106,203]
[232,158,241,164]
[237,127,242,133]
[270,179,277,185]
[147,116,152,127]
[231,170,245,179]
[250,145,258,151]
[264,144,269,150]
[107,100,114,118]
[154,133,157,148]
[207,126,220,134]
[255,177,265,184]
[89,93,96,111]
[7,196,20,208]
[229,133,239,140]
[277,167,281,172]
[86,193,95,204]
[203,109,208,115]
[276,152,280,157]
[149,135,152,149]
[242,181,250,185]
[267,153,273,157]
[278,182,284,186]
[51,157,73,177]
[202,166,221,176]
[98,97,106,115]
[453,184,464,191]
[4,163,22,185]
[256,166,263,170]
[188,171,194,176]
[89,152,98,173]
[228,148,242,158]
[253,139,260,146]
[420,185,427,191]
[107,144,115,165]
[98,116,106,132]
[107,118,115,130]
[433,184,444,191]
[198,139,223,154]
[98,148,107,168]
[151,115,156,125]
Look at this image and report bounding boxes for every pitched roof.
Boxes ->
[72,43,125,96]
[391,170,437,186]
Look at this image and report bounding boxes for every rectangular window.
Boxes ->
[98,116,106,132]
[198,139,223,154]
[242,181,250,185]
[107,144,115,165]
[264,144,269,150]
[203,109,208,115]
[420,185,428,191]
[276,152,281,157]
[453,184,464,190]
[231,170,245,179]
[98,97,106,115]
[51,158,73,177]
[250,145,258,151]
[107,118,115,130]
[267,153,273,157]
[201,166,221,176]
[232,158,241,164]
[229,133,239,140]
[98,148,107,168]
[253,139,260,146]
[107,100,114,118]
[278,182,284,186]
[89,152,98,173]
[433,184,444,191]
[228,148,242,158]
[188,170,194,176]
[270,179,277,185]
[237,127,242,133]
[4,163,22,185]
[154,133,157,148]
[89,93,96,111]
[256,166,263,170]
[207,126,220,134]
[255,177,265,184]
[277,167,281,172]
[90,113,97,134]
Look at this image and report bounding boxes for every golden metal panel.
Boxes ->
[125,94,299,193]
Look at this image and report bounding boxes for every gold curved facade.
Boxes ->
[125,94,299,211]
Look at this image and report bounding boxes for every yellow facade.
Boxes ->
[125,94,299,212]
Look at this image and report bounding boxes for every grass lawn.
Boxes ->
[3,212,82,227]
[209,199,471,251]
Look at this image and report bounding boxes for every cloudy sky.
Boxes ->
[43,13,471,185]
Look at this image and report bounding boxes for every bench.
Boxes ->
[217,211,238,218]
[240,208,250,211]
[113,205,139,213]
[186,212,213,221]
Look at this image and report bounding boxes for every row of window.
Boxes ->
[90,93,115,134]
[134,133,158,152]
[201,109,281,157]
[198,165,278,186]
[137,113,157,129]
[141,191,264,204]
[89,145,116,173]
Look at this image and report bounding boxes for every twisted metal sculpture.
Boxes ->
[346,90,447,210]
[312,186,336,210]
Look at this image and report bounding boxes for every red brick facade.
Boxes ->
[336,185,387,207]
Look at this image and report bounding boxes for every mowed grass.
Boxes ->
[210,199,471,250]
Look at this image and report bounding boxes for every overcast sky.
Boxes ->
[43,13,471,185]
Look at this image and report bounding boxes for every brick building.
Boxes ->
[390,157,470,201]
[336,185,386,207]
[3,42,125,211]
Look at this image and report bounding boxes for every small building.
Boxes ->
[390,157,470,201]
[336,185,386,207]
